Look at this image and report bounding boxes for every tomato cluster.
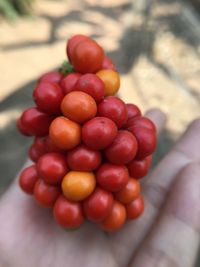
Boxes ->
[17,34,157,232]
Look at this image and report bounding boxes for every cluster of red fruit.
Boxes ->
[17,34,157,232]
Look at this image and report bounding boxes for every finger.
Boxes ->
[130,163,200,267]
[109,119,200,266]
[145,108,167,135]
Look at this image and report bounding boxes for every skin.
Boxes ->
[0,108,200,267]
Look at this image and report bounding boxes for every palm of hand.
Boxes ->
[0,110,200,267]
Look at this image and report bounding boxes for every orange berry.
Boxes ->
[49,116,81,150]
[96,70,120,96]
[62,171,96,201]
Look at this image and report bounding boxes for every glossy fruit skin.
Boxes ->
[62,171,96,201]
[67,144,101,171]
[101,56,116,71]
[33,82,64,114]
[34,179,60,208]
[126,103,141,120]
[44,136,64,153]
[28,137,46,162]
[128,126,157,159]
[60,73,81,95]
[105,130,138,165]
[126,196,144,219]
[53,195,84,228]
[96,163,129,192]
[49,116,81,150]
[19,165,38,194]
[126,116,156,132]
[96,70,120,96]
[74,74,105,103]
[82,117,117,150]
[115,178,141,204]
[21,107,54,137]
[83,187,113,222]
[39,71,63,84]
[71,40,104,73]
[100,201,126,232]
[61,91,97,124]
[16,117,31,136]
[97,96,127,128]
[67,34,90,62]
[37,153,68,185]
[127,155,152,179]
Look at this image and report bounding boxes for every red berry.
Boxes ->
[105,130,138,164]
[96,163,129,192]
[126,116,156,132]
[67,34,90,62]
[126,196,144,219]
[19,165,38,194]
[53,195,84,229]
[126,103,141,119]
[28,137,46,162]
[33,82,64,114]
[83,187,113,222]
[82,117,117,150]
[44,136,64,153]
[67,144,101,171]
[34,179,60,208]
[71,40,104,73]
[74,73,105,103]
[37,153,68,185]
[21,107,54,137]
[127,155,152,179]
[128,126,157,159]
[60,73,81,95]
[97,96,127,128]
[101,56,116,71]
[16,117,31,136]
[38,71,63,84]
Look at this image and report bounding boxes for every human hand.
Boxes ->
[0,109,199,267]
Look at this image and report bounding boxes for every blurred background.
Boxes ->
[0,0,200,265]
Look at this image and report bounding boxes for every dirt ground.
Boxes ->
[0,0,200,265]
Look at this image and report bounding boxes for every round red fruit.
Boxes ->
[96,163,129,192]
[53,195,84,228]
[83,187,113,222]
[38,71,63,84]
[37,153,68,185]
[19,165,38,194]
[97,96,127,128]
[100,201,126,232]
[127,155,152,179]
[115,178,141,204]
[21,107,54,137]
[60,73,81,95]
[101,56,116,71]
[128,126,157,159]
[71,40,104,73]
[34,179,60,208]
[126,196,144,219]
[33,82,64,114]
[16,117,31,136]
[105,130,138,164]
[74,73,105,103]
[82,117,117,150]
[126,103,141,120]
[67,144,101,171]
[44,136,63,153]
[126,116,156,132]
[28,137,46,162]
[67,34,90,62]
